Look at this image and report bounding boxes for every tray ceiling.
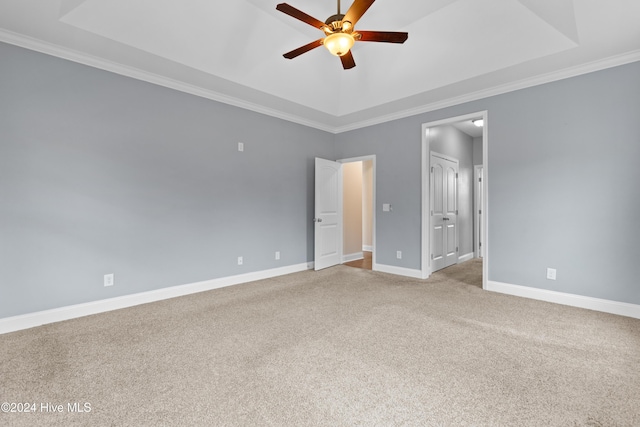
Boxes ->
[1,0,639,132]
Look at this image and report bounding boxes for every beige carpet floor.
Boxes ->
[1,259,639,426]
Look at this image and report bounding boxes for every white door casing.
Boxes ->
[430,152,459,272]
[314,158,343,270]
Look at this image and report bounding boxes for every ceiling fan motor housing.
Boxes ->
[324,14,347,33]
[277,1,408,69]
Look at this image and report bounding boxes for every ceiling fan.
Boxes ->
[276,0,408,70]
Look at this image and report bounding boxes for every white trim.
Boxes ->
[3,29,639,135]
[421,125,430,279]
[482,115,489,291]
[362,245,373,252]
[458,252,474,263]
[375,264,423,279]
[487,281,640,320]
[0,262,312,335]
[333,50,640,133]
[0,29,335,133]
[421,111,488,287]
[343,252,364,263]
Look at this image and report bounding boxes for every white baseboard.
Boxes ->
[458,252,474,263]
[362,245,373,252]
[343,252,364,263]
[374,263,423,279]
[487,280,640,320]
[0,262,313,335]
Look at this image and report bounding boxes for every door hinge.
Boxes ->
[479,209,482,214]
[431,254,434,260]
[431,166,434,173]
[479,177,482,182]
[455,210,458,215]
[479,242,482,247]
[456,173,458,179]
[456,247,458,252]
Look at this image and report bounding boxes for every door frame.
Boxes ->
[338,155,377,271]
[421,111,488,289]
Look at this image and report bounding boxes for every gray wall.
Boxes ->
[473,137,483,166]
[3,40,640,319]
[335,60,640,305]
[0,42,334,318]
[334,118,424,270]
[429,125,474,257]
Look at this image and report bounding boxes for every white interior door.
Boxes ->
[474,165,484,258]
[314,158,343,270]
[430,153,459,272]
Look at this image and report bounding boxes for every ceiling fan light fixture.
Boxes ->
[472,119,484,127]
[324,32,355,56]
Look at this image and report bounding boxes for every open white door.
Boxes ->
[314,158,343,270]
[474,165,484,258]
[430,152,459,272]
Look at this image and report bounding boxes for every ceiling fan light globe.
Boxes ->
[324,32,355,56]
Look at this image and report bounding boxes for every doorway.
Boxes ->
[421,112,487,288]
[340,156,375,271]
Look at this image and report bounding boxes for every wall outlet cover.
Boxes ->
[104,273,114,287]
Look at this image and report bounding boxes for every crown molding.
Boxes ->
[333,50,640,133]
[0,29,336,133]
[2,29,639,135]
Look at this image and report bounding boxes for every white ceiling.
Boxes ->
[453,120,483,139]
[1,0,639,132]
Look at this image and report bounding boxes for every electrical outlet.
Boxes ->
[396,251,402,259]
[275,251,280,260]
[104,273,114,287]
[546,268,557,280]
[238,142,244,152]
[237,256,243,265]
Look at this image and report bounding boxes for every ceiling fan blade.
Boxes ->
[357,31,408,43]
[343,0,376,27]
[276,3,327,30]
[283,39,324,59]
[340,50,356,69]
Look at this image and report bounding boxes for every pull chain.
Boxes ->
[337,0,341,14]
